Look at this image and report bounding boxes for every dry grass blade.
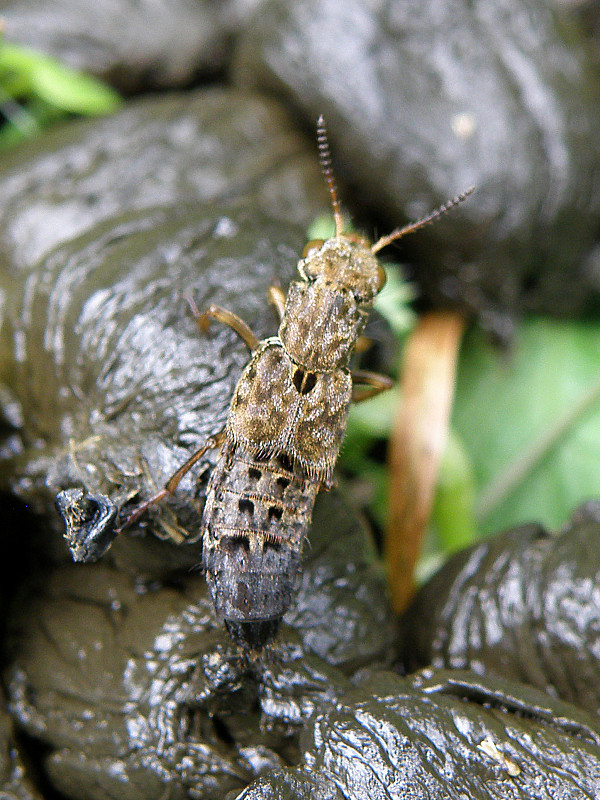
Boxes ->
[385,310,466,613]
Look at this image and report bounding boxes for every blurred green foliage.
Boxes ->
[453,318,600,536]
[0,35,122,149]
[315,216,600,582]
[343,297,600,583]
[341,282,481,582]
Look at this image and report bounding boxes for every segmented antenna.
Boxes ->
[316,115,345,238]
[371,185,475,254]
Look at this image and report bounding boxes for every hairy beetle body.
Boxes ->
[56,118,472,649]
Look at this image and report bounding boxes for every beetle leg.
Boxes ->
[267,285,286,322]
[186,295,260,352]
[351,369,393,402]
[114,430,226,533]
[354,335,372,354]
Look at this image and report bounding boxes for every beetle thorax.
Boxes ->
[279,237,385,372]
[279,281,366,371]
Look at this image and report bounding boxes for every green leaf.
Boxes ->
[30,59,122,114]
[0,41,41,82]
[0,40,121,115]
[452,318,600,535]
[429,430,478,552]
[341,385,400,471]
[373,265,417,339]
[306,214,339,241]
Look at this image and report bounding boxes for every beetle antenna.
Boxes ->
[371,186,475,254]
[316,115,344,238]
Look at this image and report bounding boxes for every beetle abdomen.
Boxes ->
[202,441,318,644]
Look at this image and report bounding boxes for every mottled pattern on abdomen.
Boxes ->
[202,441,318,623]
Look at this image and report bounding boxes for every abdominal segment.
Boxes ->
[201,441,319,637]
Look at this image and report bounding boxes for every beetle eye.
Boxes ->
[376,263,387,291]
[302,239,324,259]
